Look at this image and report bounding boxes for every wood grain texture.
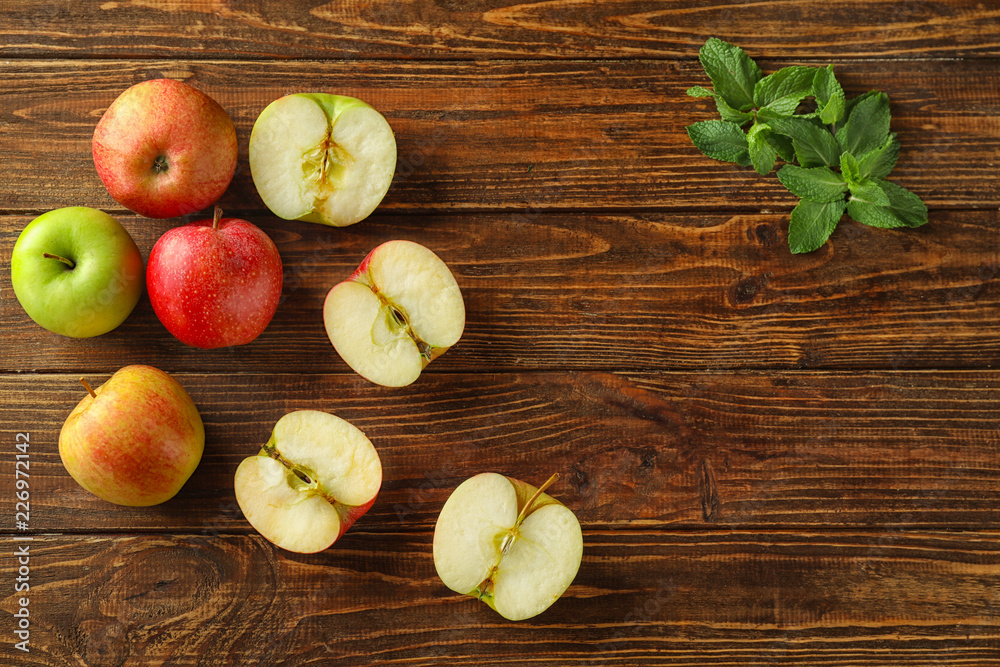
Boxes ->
[2,0,999,60]
[3,210,998,374]
[2,370,997,533]
[3,2,999,664]
[1,531,998,666]
[0,59,997,214]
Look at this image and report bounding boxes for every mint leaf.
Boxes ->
[687,120,751,166]
[698,38,762,111]
[766,132,796,163]
[848,179,892,207]
[856,134,900,180]
[847,200,909,228]
[813,65,845,125]
[777,164,847,202]
[685,38,928,254]
[687,85,714,97]
[837,92,891,156]
[768,116,841,167]
[747,122,778,175]
[754,65,817,117]
[879,179,928,227]
[687,85,754,125]
[844,90,881,119]
[840,151,861,184]
[788,199,848,253]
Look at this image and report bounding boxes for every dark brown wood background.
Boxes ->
[2,2,999,665]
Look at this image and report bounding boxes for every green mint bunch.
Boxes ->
[686,38,927,254]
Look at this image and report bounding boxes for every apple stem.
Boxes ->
[43,252,75,269]
[515,473,559,528]
[212,206,223,230]
[80,377,97,399]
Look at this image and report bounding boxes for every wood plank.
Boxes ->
[0,59,997,214]
[2,531,998,665]
[2,210,998,374]
[2,371,997,533]
[3,0,999,60]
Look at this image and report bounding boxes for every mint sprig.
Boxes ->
[686,38,928,253]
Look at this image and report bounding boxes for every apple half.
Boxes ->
[433,473,583,621]
[324,240,465,387]
[249,93,397,227]
[234,410,382,553]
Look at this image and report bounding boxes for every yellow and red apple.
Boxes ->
[59,365,205,506]
[92,78,238,219]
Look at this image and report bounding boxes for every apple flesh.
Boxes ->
[234,410,382,554]
[10,207,143,338]
[93,78,238,219]
[249,93,396,227]
[324,240,465,387]
[59,365,205,506]
[433,473,583,621]
[146,208,283,349]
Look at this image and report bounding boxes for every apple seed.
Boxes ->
[368,295,435,360]
[261,441,337,504]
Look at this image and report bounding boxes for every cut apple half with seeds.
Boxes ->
[433,472,583,621]
[249,93,397,227]
[234,410,382,553]
[324,240,465,387]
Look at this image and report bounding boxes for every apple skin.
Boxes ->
[93,78,238,219]
[333,497,377,539]
[146,209,283,349]
[10,206,143,338]
[59,365,205,506]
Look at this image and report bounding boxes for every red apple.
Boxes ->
[146,208,283,349]
[59,365,205,506]
[92,78,238,219]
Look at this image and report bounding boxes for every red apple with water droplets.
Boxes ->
[146,208,283,349]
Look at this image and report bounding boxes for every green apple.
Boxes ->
[234,410,382,553]
[248,93,397,227]
[59,365,205,506]
[10,207,143,338]
[433,473,583,621]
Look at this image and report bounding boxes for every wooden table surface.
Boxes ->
[2,2,999,665]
